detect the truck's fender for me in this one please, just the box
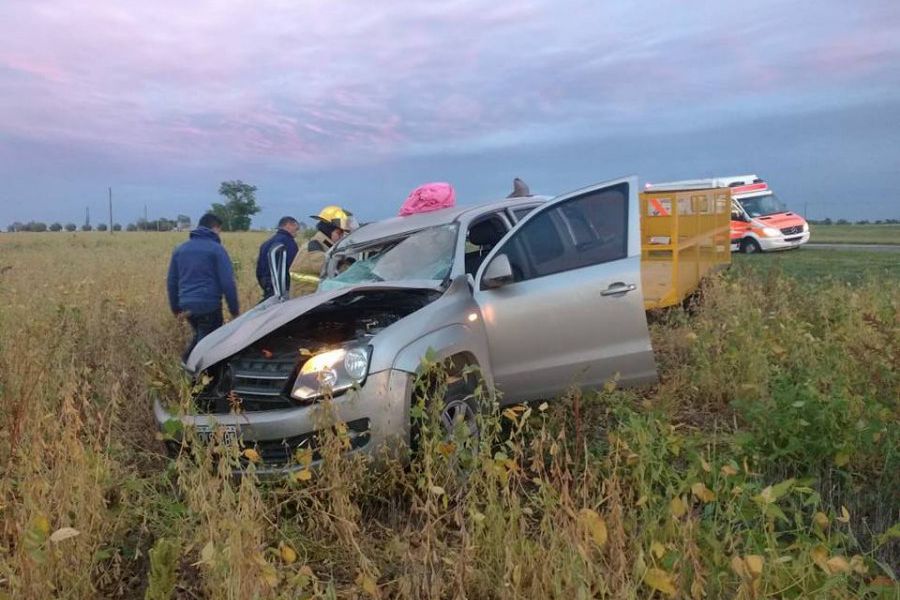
[391,323,494,390]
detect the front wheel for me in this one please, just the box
[740,238,762,254]
[410,370,480,452]
[438,381,480,444]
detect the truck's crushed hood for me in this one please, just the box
[185,280,442,374]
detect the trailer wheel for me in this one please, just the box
[740,238,762,254]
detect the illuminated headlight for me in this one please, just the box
[761,227,780,237]
[291,346,371,401]
[802,222,809,232]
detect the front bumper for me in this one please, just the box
[154,369,413,474]
[759,231,810,251]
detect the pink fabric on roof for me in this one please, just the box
[398,182,456,216]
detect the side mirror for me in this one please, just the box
[481,254,514,289]
[268,242,289,301]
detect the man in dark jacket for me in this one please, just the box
[167,213,240,362]
[256,216,300,300]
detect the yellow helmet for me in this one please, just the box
[312,205,357,231]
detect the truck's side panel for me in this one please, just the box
[639,188,731,309]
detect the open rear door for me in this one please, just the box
[473,176,657,403]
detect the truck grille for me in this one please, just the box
[197,352,299,413]
[231,356,295,396]
[228,354,297,411]
[780,225,803,235]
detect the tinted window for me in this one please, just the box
[492,182,628,284]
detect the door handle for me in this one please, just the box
[601,282,637,296]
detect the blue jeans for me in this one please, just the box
[183,309,223,363]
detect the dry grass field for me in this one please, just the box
[0,232,897,598]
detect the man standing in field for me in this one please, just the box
[256,216,300,300]
[166,213,240,363]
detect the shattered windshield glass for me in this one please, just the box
[319,224,458,291]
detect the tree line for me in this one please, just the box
[5,180,262,233]
[807,218,900,225]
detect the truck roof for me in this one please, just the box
[337,195,551,248]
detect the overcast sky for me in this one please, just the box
[1,0,898,227]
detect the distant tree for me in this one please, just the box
[822,218,833,225]
[97,223,108,232]
[855,220,869,225]
[126,223,138,232]
[8,222,24,232]
[176,214,191,231]
[65,223,77,232]
[81,224,93,232]
[212,180,261,231]
[875,220,884,225]
[836,219,849,225]
[26,221,48,232]
[49,222,63,232]
[113,223,122,231]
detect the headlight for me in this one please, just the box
[761,227,780,237]
[802,222,809,232]
[344,347,370,381]
[291,346,371,401]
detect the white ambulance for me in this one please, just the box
[646,175,810,253]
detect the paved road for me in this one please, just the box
[806,243,900,252]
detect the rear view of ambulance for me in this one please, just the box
[646,175,810,253]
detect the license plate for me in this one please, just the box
[194,423,240,445]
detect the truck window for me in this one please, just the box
[511,207,536,222]
[500,183,628,282]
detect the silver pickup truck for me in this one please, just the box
[155,176,657,472]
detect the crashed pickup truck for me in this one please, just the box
[156,176,660,472]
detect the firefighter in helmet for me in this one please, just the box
[292,205,356,281]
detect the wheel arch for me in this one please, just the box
[391,324,493,389]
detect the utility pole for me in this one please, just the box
[85,206,90,227]
[108,187,113,234]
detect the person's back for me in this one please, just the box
[167,213,239,362]
[256,216,300,300]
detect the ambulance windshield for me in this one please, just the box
[739,194,787,217]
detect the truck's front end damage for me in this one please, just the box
[155,286,443,473]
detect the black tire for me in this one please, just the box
[410,370,479,451]
[740,238,762,254]
[437,379,479,444]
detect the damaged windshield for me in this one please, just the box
[319,224,458,291]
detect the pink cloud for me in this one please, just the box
[0,0,898,172]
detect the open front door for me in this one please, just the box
[473,176,657,403]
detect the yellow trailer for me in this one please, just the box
[640,187,732,309]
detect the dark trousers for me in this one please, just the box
[183,308,224,363]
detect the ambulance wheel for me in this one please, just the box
[740,238,761,254]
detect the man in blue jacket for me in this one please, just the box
[256,216,300,300]
[167,213,240,362]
